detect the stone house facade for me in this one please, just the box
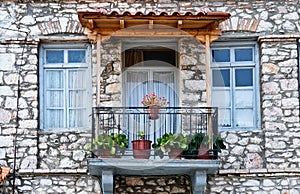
[0,0,299,194]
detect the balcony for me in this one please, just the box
[88,107,220,194]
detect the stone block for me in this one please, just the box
[0,54,16,71]
[242,180,260,186]
[0,109,12,124]
[0,148,6,158]
[126,177,144,186]
[20,156,37,169]
[262,63,280,74]
[0,135,13,147]
[185,80,206,91]
[231,145,245,155]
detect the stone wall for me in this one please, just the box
[260,38,300,169]
[38,131,91,169]
[115,175,191,194]
[100,39,122,107]
[207,169,300,194]
[0,0,299,194]
[18,171,100,194]
[179,38,206,107]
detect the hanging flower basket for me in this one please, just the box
[141,92,169,120]
[147,105,160,120]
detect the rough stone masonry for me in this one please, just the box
[0,0,299,193]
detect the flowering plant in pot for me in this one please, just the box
[132,131,152,159]
[87,133,128,158]
[141,92,169,119]
[153,133,188,159]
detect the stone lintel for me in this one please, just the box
[218,168,300,177]
[18,168,88,175]
[258,34,299,42]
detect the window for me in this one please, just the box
[211,42,260,130]
[39,43,91,130]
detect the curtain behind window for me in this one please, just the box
[125,49,144,67]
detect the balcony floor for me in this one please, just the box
[88,158,220,194]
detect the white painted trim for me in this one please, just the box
[210,41,261,131]
[39,43,92,131]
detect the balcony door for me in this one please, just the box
[123,46,178,145]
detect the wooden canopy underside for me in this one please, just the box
[77,10,231,42]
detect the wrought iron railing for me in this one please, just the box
[91,107,219,159]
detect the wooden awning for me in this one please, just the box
[77,9,230,42]
[78,9,230,108]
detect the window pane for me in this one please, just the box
[235,69,253,87]
[126,71,148,106]
[46,70,63,88]
[236,108,254,127]
[235,48,253,61]
[212,49,230,62]
[45,109,64,128]
[69,90,85,107]
[46,50,64,63]
[235,89,253,107]
[219,108,231,127]
[68,50,86,63]
[212,89,231,107]
[212,69,230,87]
[153,71,176,107]
[46,91,64,107]
[69,70,86,88]
[69,109,86,128]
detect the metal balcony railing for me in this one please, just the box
[91,106,219,159]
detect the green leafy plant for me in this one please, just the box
[182,132,210,159]
[137,131,146,140]
[213,135,226,153]
[87,133,128,156]
[153,133,188,158]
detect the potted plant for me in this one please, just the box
[153,133,188,159]
[141,92,169,120]
[212,135,226,159]
[183,132,210,159]
[88,133,128,158]
[132,131,152,159]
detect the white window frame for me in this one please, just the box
[211,41,260,131]
[39,43,92,131]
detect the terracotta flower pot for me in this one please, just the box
[198,147,211,159]
[168,149,182,159]
[147,105,160,120]
[98,148,115,158]
[132,140,152,159]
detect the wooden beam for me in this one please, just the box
[177,20,182,29]
[96,35,101,106]
[86,19,94,29]
[120,20,124,29]
[205,34,211,107]
[149,20,153,29]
